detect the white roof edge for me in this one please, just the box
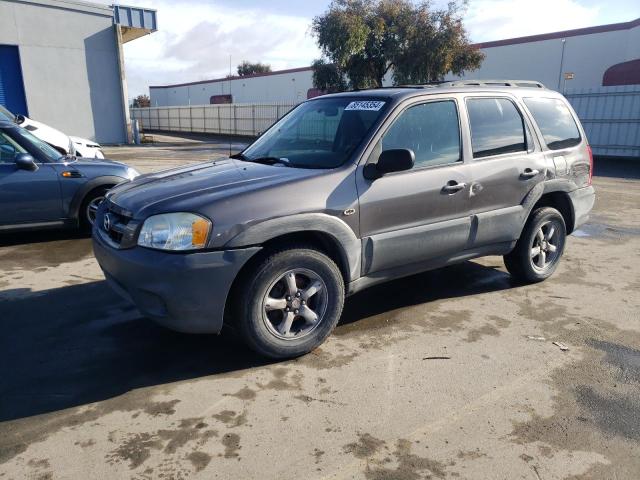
[6,0,113,17]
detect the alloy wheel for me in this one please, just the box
[262,268,328,340]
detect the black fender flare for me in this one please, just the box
[520,179,576,231]
[69,176,126,221]
[224,213,362,282]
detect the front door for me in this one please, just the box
[0,131,63,226]
[464,96,548,247]
[357,98,473,275]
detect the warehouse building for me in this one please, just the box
[0,0,156,144]
[150,17,640,107]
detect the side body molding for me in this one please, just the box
[224,213,362,281]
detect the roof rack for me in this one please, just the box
[437,79,546,88]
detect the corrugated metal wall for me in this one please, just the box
[565,85,640,157]
[132,89,640,158]
[131,102,297,137]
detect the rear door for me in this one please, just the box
[464,96,548,247]
[357,97,473,275]
[0,131,63,226]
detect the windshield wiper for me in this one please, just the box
[232,154,291,167]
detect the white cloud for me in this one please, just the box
[121,0,319,98]
[464,0,601,42]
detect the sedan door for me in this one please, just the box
[356,98,473,275]
[0,132,63,227]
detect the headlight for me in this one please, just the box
[138,213,211,251]
[126,167,140,181]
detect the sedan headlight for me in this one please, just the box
[138,213,211,251]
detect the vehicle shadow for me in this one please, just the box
[594,156,640,180]
[0,229,88,248]
[0,260,516,423]
[340,259,516,328]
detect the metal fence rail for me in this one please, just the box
[132,89,640,158]
[131,102,297,137]
[565,85,640,158]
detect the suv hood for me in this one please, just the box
[106,158,321,218]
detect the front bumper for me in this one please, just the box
[568,185,595,232]
[93,228,261,334]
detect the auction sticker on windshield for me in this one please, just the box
[344,100,386,111]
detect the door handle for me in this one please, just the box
[442,181,466,194]
[520,168,540,179]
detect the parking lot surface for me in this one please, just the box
[1,135,639,480]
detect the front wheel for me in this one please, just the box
[236,246,345,359]
[504,207,567,283]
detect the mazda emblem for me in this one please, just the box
[103,213,112,231]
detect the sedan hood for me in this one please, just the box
[106,158,321,218]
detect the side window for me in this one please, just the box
[467,98,527,158]
[0,132,25,164]
[381,100,461,168]
[523,97,581,150]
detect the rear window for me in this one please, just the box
[524,97,581,150]
[467,98,527,158]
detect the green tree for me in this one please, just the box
[311,59,348,93]
[132,94,150,108]
[311,0,484,91]
[237,61,272,76]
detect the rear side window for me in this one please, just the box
[467,98,526,158]
[381,100,461,168]
[524,97,581,150]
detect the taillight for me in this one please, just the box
[587,145,593,186]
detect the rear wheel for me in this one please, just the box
[79,187,108,232]
[504,207,566,283]
[235,246,344,359]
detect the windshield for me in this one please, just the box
[11,125,64,162]
[0,104,15,122]
[240,97,388,169]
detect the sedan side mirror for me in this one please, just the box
[364,148,415,179]
[15,153,39,172]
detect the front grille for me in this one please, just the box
[101,200,137,248]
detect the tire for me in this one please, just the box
[504,207,567,283]
[79,187,109,232]
[235,246,345,359]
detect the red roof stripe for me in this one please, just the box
[149,66,314,89]
[473,17,640,49]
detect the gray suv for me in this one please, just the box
[93,81,595,359]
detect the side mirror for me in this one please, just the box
[15,153,38,172]
[364,148,415,179]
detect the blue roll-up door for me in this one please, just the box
[0,45,28,116]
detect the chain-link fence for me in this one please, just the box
[132,90,640,158]
[131,102,298,137]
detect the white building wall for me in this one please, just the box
[151,69,316,107]
[0,0,127,143]
[456,25,640,91]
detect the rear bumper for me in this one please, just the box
[569,185,595,232]
[93,228,261,334]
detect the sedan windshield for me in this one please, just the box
[0,105,15,122]
[239,97,388,169]
[11,125,64,162]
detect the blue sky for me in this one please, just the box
[111,0,640,97]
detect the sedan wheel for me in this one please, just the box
[86,196,105,226]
